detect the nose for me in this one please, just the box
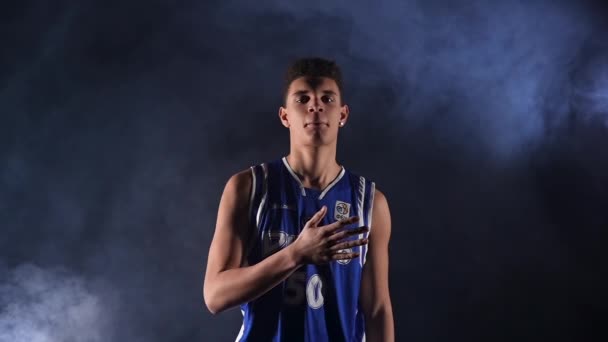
[308,98,324,113]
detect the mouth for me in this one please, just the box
[305,122,328,127]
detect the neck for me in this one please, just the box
[286,144,341,190]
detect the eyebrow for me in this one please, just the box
[291,90,337,96]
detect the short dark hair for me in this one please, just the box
[283,57,344,105]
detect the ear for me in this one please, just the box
[339,105,350,125]
[278,106,290,128]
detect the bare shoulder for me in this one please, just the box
[374,187,388,206]
[216,167,253,239]
[224,168,253,202]
[373,187,390,216]
[371,187,391,238]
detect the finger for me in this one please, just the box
[327,225,368,242]
[332,251,360,260]
[324,216,360,234]
[329,237,368,252]
[307,206,327,228]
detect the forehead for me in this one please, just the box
[287,76,340,94]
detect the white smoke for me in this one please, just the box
[215,0,594,160]
[572,54,608,127]
[0,264,109,342]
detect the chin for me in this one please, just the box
[300,136,335,147]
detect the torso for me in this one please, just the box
[236,157,376,342]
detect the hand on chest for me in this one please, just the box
[261,198,358,257]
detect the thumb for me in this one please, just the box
[307,206,327,228]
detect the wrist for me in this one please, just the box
[285,242,303,267]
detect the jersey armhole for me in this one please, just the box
[243,163,268,263]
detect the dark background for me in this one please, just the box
[1,0,607,341]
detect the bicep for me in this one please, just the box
[360,188,392,314]
[205,169,252,280]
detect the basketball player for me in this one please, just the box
[204,58,394,341]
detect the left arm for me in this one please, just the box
[359,188,394,342]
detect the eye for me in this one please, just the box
[321,95,334,103]
[295,95,310,103]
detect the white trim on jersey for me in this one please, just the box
[256,163,268,230]
[364,182,375,265]
[318,167,346,200]
[282,156,345,199]
[248,166,256,228]
[357,176,366,267]
[282,157,307,196]
[235,309,245,342]
[245,166,258,259]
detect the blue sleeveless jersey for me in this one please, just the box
[235,157,376,342]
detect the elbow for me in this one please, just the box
[204,281,230,315]
[204,297,219,315]
[206,303,221,316]
[203,281,221,315]
[363,298,393,321]
[203,287,223,315]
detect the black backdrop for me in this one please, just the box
[1,1,607,341]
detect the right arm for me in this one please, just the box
[203,169,302,314]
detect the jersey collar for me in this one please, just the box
[281,157,345,199]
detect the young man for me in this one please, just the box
[204,58,394,341]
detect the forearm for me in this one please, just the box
[365,304,394,342]
[205,245,300,314]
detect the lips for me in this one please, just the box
[305,122,328,127]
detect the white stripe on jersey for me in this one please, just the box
[249,166,256,225]
[245,166,258,259]
[282,157,306,196]
[318,167,346,200]
[364,182,375,265]
[357,176,366,267]
[235,309,245,342]
[256,163,268,230]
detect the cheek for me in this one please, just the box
[290,107,308,118]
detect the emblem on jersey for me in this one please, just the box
[262,230,296,257]
[334,201,351,221]
[336,248,353,265]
